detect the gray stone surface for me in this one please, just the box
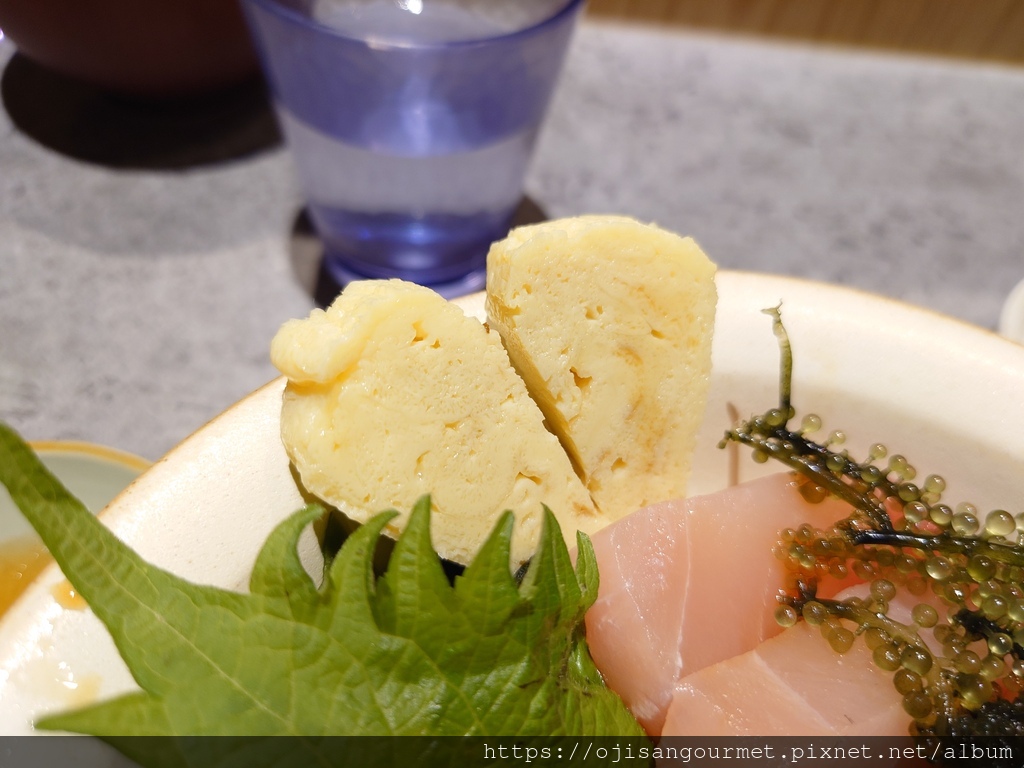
[3,19,1024,459]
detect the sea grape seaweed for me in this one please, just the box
[720,306,1024,762]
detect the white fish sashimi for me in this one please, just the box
[586,473,856,735]
[662,586,912,737]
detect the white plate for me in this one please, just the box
[2,270,1024,736]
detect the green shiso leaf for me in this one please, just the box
[0,422,643,754]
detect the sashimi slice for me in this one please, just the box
[585,473,856,735]
[662,622,907,736]
[662,589,912,736]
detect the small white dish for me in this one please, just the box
[0,442,149,619]
[2,271,1024,737]
[1,441,150,542]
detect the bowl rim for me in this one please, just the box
[26,440,152,475]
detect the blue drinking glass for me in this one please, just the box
[242,0,585,298]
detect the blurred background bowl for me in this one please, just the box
[0,0,259,98]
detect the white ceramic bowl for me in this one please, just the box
[999,275,1024,345]
[2,271,1024,737]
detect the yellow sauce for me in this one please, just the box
[53,662,102,707]
[52,578,88,611]
[0,536,52,617]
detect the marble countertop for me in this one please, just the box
[3,18,1024,461]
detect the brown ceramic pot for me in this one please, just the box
[0,0,259,97]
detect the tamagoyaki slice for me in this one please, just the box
[485,215,717,521]
[270,279,603,567]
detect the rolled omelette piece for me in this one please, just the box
[270,278,604,566]
[485,215,717,520]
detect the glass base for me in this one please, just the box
[323,255,487,300]
[298,197,546,305]
[309,203,505,297]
